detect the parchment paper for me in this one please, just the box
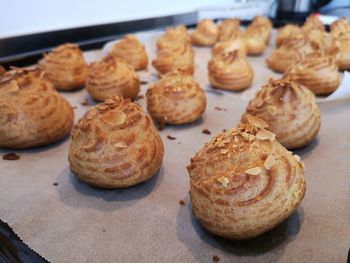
[0,29,349,263]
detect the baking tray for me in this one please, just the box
[0,29,349,263]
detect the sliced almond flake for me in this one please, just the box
[246,114,269,129]
[233,136,239,143]
[217,142,225,148]
[217,176,230,187]
[256,129,276,141]
[264,155,276,170]
[220,149,229,154]
[114,142,127,148]
[267,106,277,116]
[232,144,238,148]
[222,138,231,144]
[240,132,250,141]
[245,167,262,176]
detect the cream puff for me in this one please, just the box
[330,17,350,38]
[251,16,272,43]
[156,25,191,51]
[86,55,140,101]
[211,34,246,58]
[275,24,303,47]
[0,67,73,149]
[285,52,340,95]
[38,43,87,91]
[218,19,240,41]
[329,32,350,70]
[146,71,206,124]
[242,78,320,149]
[244,25,267,55]
[266,36,314,73]
[69,96,164,188]
[302,14,324,32]
[191,19,219,46]
[187,117,305,240]
[109,34,148,70]
[208,51,253,91]
[152,44,195,75]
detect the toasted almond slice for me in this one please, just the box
[114,142,127,148]
[101,110,127,125]
[245,167,262,175]
[267,106,277,116]
[220,149,229,154]
[246,114,269,129]
[264,155,276,170]
[217,142,225,147]
[217,176,230,187]
[256,129,275,141]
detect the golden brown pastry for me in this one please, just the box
[275,24,303,47]
[38,43,87,91]
[156,25,191,51]
[0,68,73,149]
[306,30,334,53]
[187,117,306,240]
[208,51,253,91]
[146,71,206,124]
[329,32,350,70]
[251,16,273,30]
[242,78,320,149]
[302,14,324,32]
[191,19,219,46]
[86,55,140,101]
[109,34,148,70]
[211,34,246,58]
[152,44,195,75]
[285,52,340,95]
[266,36,314,73]
[218,19,240,41]
[251,16,272,43]
[330,17,350,38]
[244,25,267,55]
[69,96,164,188]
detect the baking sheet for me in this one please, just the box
[0,29,350,263]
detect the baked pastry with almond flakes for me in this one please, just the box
[242,78,320,149]
[243,25,267,55]
[69,96,164,188]
[152,44,195,75]
[191,19,219,46]
[212,34,246,58]
[302,14,324,33]
[109,34,148,70]
[146,71,206,124]
[266,36,314,73]
[285,52,340,95]
[250,16,272,44]
[218,19,240,41]
[38,43,87,91]
[187,116,306,240]
[86,55,140,101]
[0,68,73,149]
[329,32,350,70]
[275,24,303,47]
[156,25,191,51]
[208,51,253,91]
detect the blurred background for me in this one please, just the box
[1,0,349,38]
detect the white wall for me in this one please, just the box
[0,0,235,38]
